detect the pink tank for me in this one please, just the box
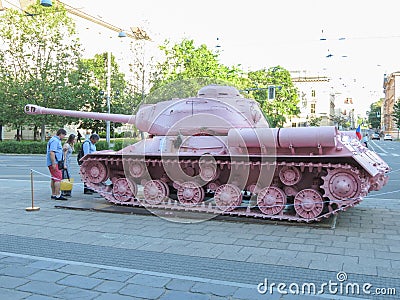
[24,85,390,222]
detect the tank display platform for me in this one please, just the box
[54,197,337,229]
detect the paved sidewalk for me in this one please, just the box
[0,157,399,299]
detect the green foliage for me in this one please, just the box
[308,116,323,127]
[151,39,247,100]
[0,140,47,154]
[393,100,400,130]
[112,138,138,151]
[246,66,300,127]
[0,2,92,140]
[367,100,382,129]
[330,114,351,129]
[78,53,137,133]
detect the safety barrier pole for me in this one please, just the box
[26,169,40,211]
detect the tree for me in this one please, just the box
[0,2,89,141]
[393,99,400,131]
[150,39,247,102]
[308,116,323,127]
[330,114,350,129]
[77,52,136,135]
[246,66,300,127]
[367,100,382,130]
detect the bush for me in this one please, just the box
[0,138,140,154]
[0,140,47,154]
[112,138,138,151]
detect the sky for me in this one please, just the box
[5,0,400,116]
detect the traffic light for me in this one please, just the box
[268,86,275,100]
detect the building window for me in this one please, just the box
[292,122,297,127]
[311,90,316,97]
[311,103,316,114]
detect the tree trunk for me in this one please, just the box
[41,122,46,142]
[0,124,2,141]
[33,125,38,141]
[16,128,21,141]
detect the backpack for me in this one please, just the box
[77,141,89,165]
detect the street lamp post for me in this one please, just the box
[106,51,111,148]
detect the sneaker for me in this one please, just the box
[51,195,57,199]
[84,190,93,195]
[55,195,68,201]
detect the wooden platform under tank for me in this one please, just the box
[54,198,337,229]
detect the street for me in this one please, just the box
[0,139,399,299]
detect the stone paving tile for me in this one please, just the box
[57,274,103,289]
[27,269,69,283]
[127,273,171,288]
[276,258,310,269]
[91,269,136,282]
[0,287,31,300]
[0,275,29,289]
[1,265,40,277]
[315,245,345,255]
[55,286,101,299]
[159,290,210,300]
[327,254,358,264]
[57,264,101,276]
[246,254,280,265]
[190,281,238,297]
[341,263,377,276]
[216,250,251,261]
[231,238,262,247]
[308,260,343,272]
[0,256,37,265]
[119,283,165,299]
[238,246,270,256]
[165,278,196,292]
[94,293,136,300]
[287,243,315,252]
[16,280,66,296]
[93,280,127,293]
[233,286,281,300]
[377,266,400,279]
[359,257,392,268]
[27,260,67,270]
[25,295,60,300]
[295,251,327,261]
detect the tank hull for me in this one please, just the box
[79,128,389,222]
[24,85,390,222]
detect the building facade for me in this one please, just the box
[382,71,400,133]
[289,74,335,127]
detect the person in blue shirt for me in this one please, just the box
[46,128,67,200]
[82,133,100,194]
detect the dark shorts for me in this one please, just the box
[48,166,62,182]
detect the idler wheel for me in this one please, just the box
[294,189,324,219]
[214,184,242,212]
[143,180,169,205]
[177,181,205,206]
[279,166,301,186]
[321,167,363,201]
[112,178,136,202]
[82,161,108,184]
[257,187,287,215]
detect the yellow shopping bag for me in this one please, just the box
[60,178,74,191]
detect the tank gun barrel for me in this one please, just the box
[24,104,135,124]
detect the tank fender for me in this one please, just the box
[277,126,337,148]
[227,126,338,149]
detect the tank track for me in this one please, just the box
[81,157,370,223]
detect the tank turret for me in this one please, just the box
[24,85,390,222]
[25,85,268,136]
